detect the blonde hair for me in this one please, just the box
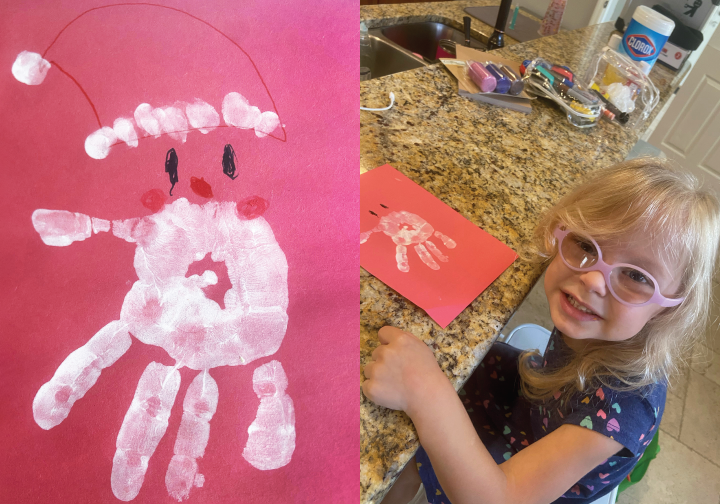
[519,157,720,402]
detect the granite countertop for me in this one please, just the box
[360,4,684,504]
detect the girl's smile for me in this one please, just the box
[544,231,684,343]
[559,290,602,321]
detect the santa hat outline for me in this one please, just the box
[11,2,287,159]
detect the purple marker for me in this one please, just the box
[499,65,524,95]
[484,63,511,94]
[467,61,496,93]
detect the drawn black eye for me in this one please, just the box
[165,148,179,195]
[222,144,237,180]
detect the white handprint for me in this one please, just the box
[31,197,295,502]
[360,210,456,272]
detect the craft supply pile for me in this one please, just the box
[444,43,659,129]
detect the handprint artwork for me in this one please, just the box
[9,5,297,501]
[31,197,294,501]
[360,211,456,272]
[360,165,518,328]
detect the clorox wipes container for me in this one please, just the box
[618,6,674,74]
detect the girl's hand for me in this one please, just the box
[362,326,448,415]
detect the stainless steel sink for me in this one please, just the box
[361,21,487,81]
[365,35,426,80]
[380,22,486,63]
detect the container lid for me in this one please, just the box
[632,5,675,36]
[360,21,368,34]
[608,33,622,50]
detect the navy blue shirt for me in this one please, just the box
[416,329,666,504]
[531,330,665,502]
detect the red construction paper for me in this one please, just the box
[0,1,359,503]
[360,165,518,328]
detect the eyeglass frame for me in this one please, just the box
[553,226,684,308]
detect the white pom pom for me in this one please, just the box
[12,51,51,85]
[154,106,188,142]
[222,92,261,129]
[186,99,220,134]
[223,92,280,137]
[113,118,138,148]
[85,127,117,159]
[254,111,280,138]
[134,103,162,137]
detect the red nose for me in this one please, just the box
[190,176,214,198]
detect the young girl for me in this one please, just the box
[362,158,720,504]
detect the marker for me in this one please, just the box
[510,6,519,30]
[484,63,511,94]
[499,65,524,95]
[535,65,555,85]
[467,61,496,92]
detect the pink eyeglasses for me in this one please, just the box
[554,226,684,307]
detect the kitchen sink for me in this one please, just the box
[365,35,426,80]
[361,21,488,81]
[380,22,486,63]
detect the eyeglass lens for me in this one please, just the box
[561,233,656,305]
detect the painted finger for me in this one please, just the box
[434,230,456,249]
[242,361,295,470]
[112,362,181,501]
[424,240,449,262]
[414,243,440,270]
[33,320,131,430]
[166,370,218,502]
[395,244,409,272]
[227,244,288,310]
[32,209,92,246]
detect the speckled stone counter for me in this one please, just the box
[360,4,684,504]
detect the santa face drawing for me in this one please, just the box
[11,4,296,502]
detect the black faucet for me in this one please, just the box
[464,16,472,47]
[487,0,513,50]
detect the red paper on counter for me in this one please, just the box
[361,165,518,328]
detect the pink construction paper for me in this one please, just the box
[361,165,518,328]
[0,1,358,503]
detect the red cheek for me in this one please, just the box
[237,195,269,219]
[140,188,167,213]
